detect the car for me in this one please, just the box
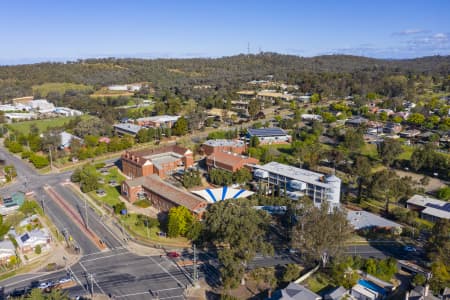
[58,276,72,284]
[167,251,180,258]
[404,246,417,252]
[38,282,50,289]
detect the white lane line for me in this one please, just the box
[78,261,107,296]
[147,256,186,289]
[114,291,149,298]
[3,273,48,287]
[81,251,129,263]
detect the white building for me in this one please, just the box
[59,131,83,149]
[54,107,83,117]
[246,127,291,144]
[0,240,16,264]
[16,228,51,253]
[108,84,141,91]
[252,162,341,210]
[407,194,450,222]
[5,112,37,120]
[29,99,55,113]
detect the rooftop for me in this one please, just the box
[126,175,205,212]
[247,127,288,137]
[407,194,450,219]
[113,123,142,134]
[280,282,321,300]
[207,151,259,168]
[253,162,340,188]
[136,115,180,123]
[192,187,254,203]
[203,139,245,147]
[347,210,402,230]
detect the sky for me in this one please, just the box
[0,0,449,64]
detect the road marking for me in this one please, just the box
[114,291,150,298]
[2,273,48,287]
[78,261,107,295]
[146,255,186,289]
[81,251,129,263]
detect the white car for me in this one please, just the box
[58,277,72,284]
[404,246,417,252]
[38,282,50,289]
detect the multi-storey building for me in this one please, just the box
[201,139,246,156]
[252,162,341,210]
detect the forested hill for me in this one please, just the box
[0,53,449,100]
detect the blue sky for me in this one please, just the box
[0,0,449,64]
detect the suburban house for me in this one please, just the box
[121,145,194,179]
[383,123,402,134]
[113,123,143,137]
[324,287,351,300]
[0,192,25,215]
[59,131,83,150]
[271,282,321,300]
[108,84,141,91]
[246,127,291,145]
[256,90,295,103]
[206,151,259,172]
[121,174,206,216]
[405,285,439,300]
[28,99,55,114]
[347,210,402,232]
[201,139,247,156]
[16,229,51,253]
[345,117,368,127]
[236,90,256,101]
[406,194,450,222]
[135,115,180,128]
[0,240,16,264]
[252,162,341,210]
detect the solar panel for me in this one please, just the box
[20,233,30,243]
[425,203,450,212]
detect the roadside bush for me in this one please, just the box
[34,245,42,254]
[7,141,23,153]
[21,151,33,159]
[29,154,50,169]
[113,202,126,214]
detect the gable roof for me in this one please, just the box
[281,283,321,300]
[207,151,259,169]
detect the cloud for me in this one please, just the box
[392,29,428,36]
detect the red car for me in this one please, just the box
[167,251,180,258]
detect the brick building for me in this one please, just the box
[121,174,206,216]
[121,144,194,179]
[206,151,259,172]
[201,139,246,156]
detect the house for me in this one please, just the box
[54,107,83,117]
[108,84,141,91]
[345,117,368,127]
[121,174,207,216]
[113,123,143,137]
[0,240,16,264]
[136,115,180,128]
[406,194,450,222]
[405,285,439,300]
[325,286,350,300]
[201,139,246,156]
[256,90,295,103]
[347,210,402,232]
[399,130,421,139]
[12,96,34,106]
[271,282,322,300]
[16,229,51,253]
[121,144,194,179]
[247,127,291,145]
[252,162,341,210]
[0,192,25,215]
[301,114,323,122]
[236,90,256,101]
[28,99,55,114]
[59,131,83,150]
[206,151,259,172]
[383,123,402,134]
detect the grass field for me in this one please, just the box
[8,116,88,134]
[88,167,125,207]
[397,145,415,160]
[361,143,378,159]
[32,82,93,97]
[305,272,332,293]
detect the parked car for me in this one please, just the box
[167,251,180,258]
[404,246,417,252]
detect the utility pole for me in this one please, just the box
[88,273,94,296]
[85,198,88,229]
[193,244,198,285]
[48,145,53,170]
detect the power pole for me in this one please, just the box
[193,244,198,285]
[48,146,53,170]
[89,273,94,296]
[85,198,88,229]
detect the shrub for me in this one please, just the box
[34,244,42,254]
[29,154,50,169]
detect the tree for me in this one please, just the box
[7,141,23,153]
[29,154,50,169]
[35,244,42,254]
[292,202,352,267]
[412,274,426,286]
[248,98,260,120]
[282,263,302,282]
[408,113,426,127]
[426,219,450,265]
[172,116,188,136]
[78,164,99,193]
[310,93,320,103]
[343,128,364,153]
[167,206,194,238]
[4,165,17,181]
[437,186,450,200]
[377,138,403,167]
[352,156,371,201]
[249,136,260,148]
[233,168,252,184]
[204,200,273,287]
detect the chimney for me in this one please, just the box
[424,284,429,297]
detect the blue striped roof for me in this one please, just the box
[247,127,287,137]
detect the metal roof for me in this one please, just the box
[253,162,339,188]
[192,187,254,203]
[203,139,245,147]
[113,123,142,134]
[247,127,288,137]
[407,194,450,219]
[347,210,402,230]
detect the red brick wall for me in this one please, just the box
[202,144,246,156]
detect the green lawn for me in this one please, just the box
[134,199,152,208]
[32,82,93,97]
[8,116,88,135]
[361,143,378,159]
[88,167,126,207]
[120,213,190,247]
[397,145,414,161]
[305,272,332,293]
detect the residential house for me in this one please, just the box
[136,115,180,128]
[29,99,55,114]
[246,127,291,145]
[121,174,206,216]
[113,123,142,137]
[0,240,16,264]
[256,90,295,103]
[206,151,259,172]
[252,162,341,210]
[59,131,83,150]
[383,123,402,134]
[0,192,25,215]
[405,285,439,300]
[406,194,450,222]
[271,282,322,300]
[121,144,193,179]
[325,286,351,300]
[346,117,369,127]
[16,229,51,253]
